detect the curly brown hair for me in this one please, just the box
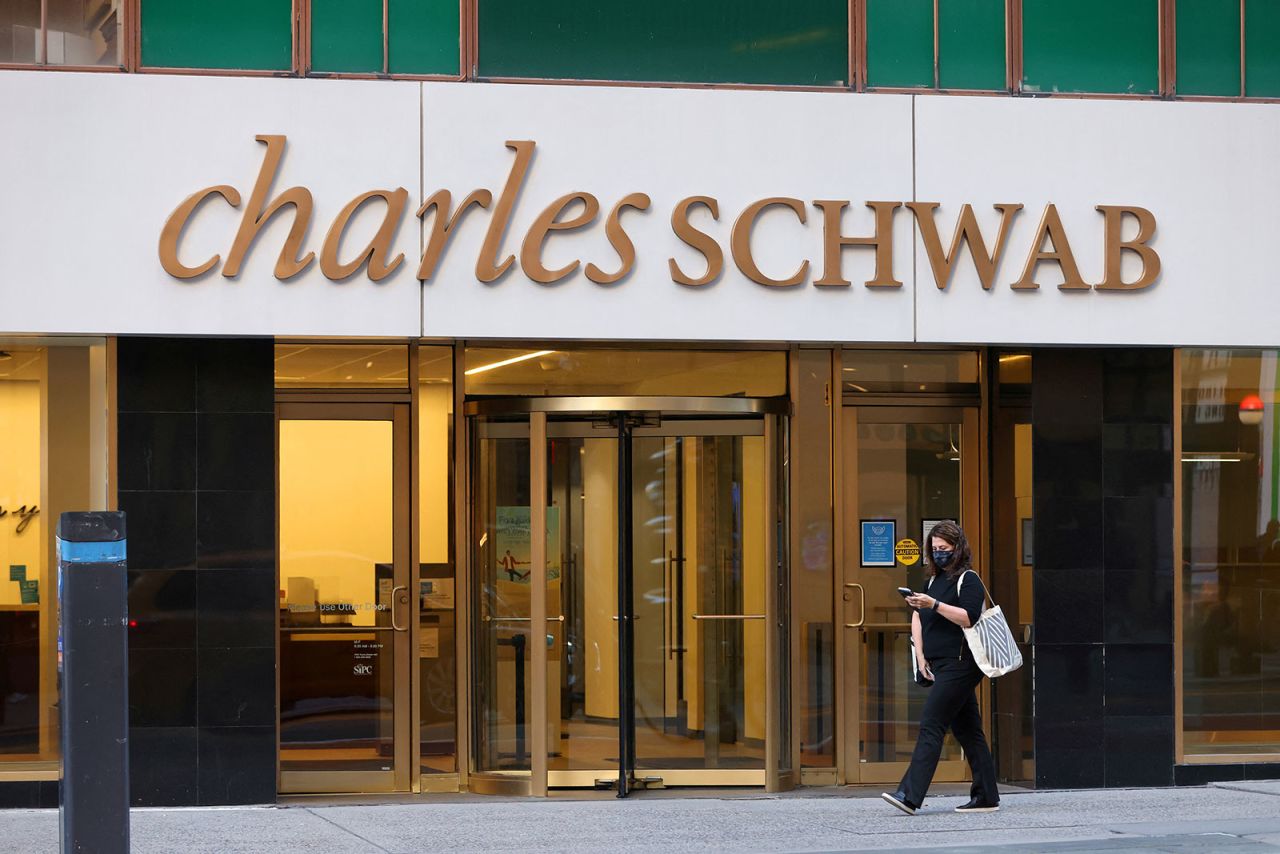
[924,519,972,579]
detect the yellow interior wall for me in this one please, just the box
[280,420,393,626]
[0,381,42,606]
[583,439,620,720]
[1015,423,1034,618]
[418,383,451,565]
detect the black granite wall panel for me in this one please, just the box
[1033,349,1175,789]
[118,338,275,807]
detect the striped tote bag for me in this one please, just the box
[957,570,1023,678]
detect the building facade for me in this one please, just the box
[1,0,1279,807]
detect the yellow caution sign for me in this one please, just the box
[895,538,921,566]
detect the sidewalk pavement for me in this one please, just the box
[3,780,1280,853]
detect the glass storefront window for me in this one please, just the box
[1181,349,1280,758]
[471,414,532,775]
[0,340,109,769]
[464,348,786,398]
[991,351,1034,784]
[841,349,980,395]
[275,344,409,389]
[1,0,121,65]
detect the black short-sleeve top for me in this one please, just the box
[920,569,987,661]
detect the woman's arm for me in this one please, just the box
[904,590,972,628]
[932,599,972,628]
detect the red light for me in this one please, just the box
[128,620,137,628]
[1240,394,1265,412]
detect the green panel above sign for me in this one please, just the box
[142,0,293,71]
[939,0,1006,91]
[478,0,849,86]
[1176,0,1241,96]
[1022,0,1158,94]
[311,0,383,73]
[1246,0,1280,97]
[390,0,461,75]
[867,0,933,88]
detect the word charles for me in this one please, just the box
[160,135,1160,293]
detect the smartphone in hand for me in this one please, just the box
[897,587,914,598]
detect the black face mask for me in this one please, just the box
[932,550,954,568]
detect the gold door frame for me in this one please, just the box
[463,396,789,795]
[276,401,414,794]
[837,403,983,786]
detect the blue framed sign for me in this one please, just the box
[861,520,896,567]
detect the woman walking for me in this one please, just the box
[881,520,1000,815]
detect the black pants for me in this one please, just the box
[897,657,999,808]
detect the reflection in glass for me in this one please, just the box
[545,434,618,774]
[543,423,767,777]
[472,417,532,773]
[279,419,396,772]
[1181,349,1280,757]
[855,421,963,764]
[44,0,121,65]
[991,353,1034,783]
[0,0,42,63]
[464,348,786,397]
[632,433,766,773]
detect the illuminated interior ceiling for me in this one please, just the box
[462,348,784,396]
[0,346,44,381]
[274,344,410,386]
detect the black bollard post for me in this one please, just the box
[57,511,129,854]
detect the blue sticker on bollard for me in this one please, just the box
[56,538,127,564]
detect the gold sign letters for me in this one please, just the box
[159,136,1161,293]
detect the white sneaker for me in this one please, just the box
[881,791,917,815]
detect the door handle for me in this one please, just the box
[843,582,866,628]
[391,585,408,632]
[482,615,565,623]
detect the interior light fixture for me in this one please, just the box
[935,425,962,461]
[1181,451,1254,463]
[465,350,557,376]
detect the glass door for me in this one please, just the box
[277,403,412,793]
[470,413,540,792]
[467,399,790,796]
[545,417,780,792]
[840,405,980,784]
